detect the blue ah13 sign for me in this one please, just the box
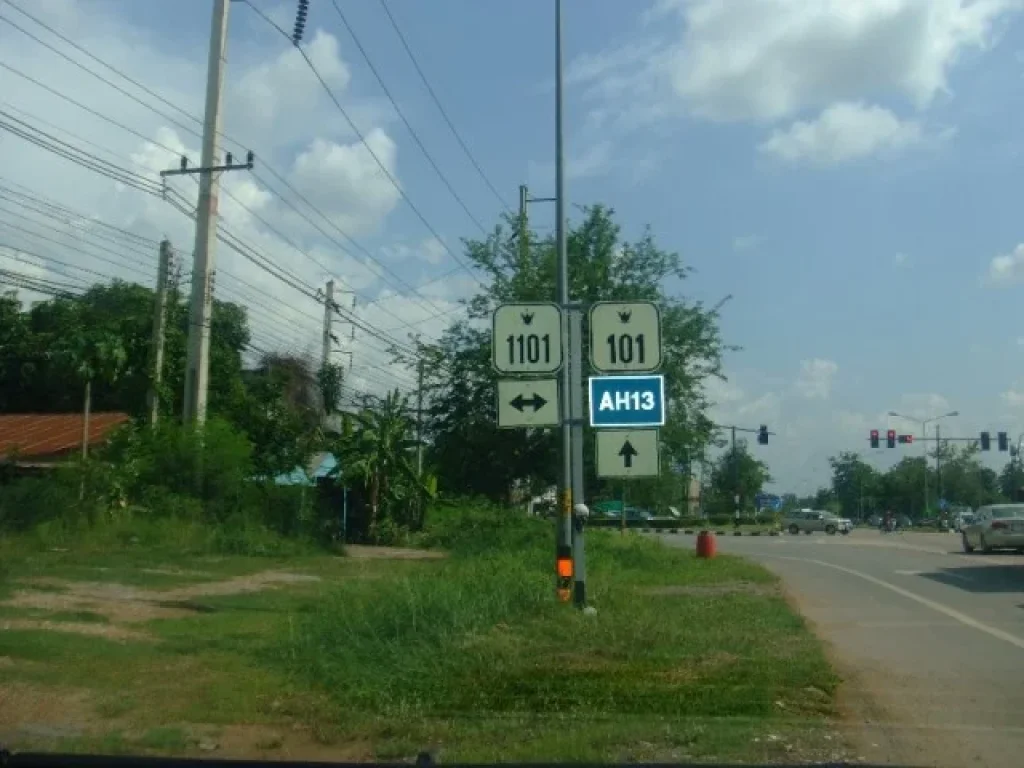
[588,375,666,428]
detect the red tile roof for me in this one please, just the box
[0,413,131,461]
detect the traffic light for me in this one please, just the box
[886,429,896,449]
[980,431,991,451]
[898,434,914,444]
[998,431,1009,452]
[758,425,769,445]
[870,429,879,449]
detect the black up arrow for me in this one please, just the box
[619,439,638,468]
[511,393,547,412]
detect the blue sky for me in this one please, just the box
[2,0,1024,492]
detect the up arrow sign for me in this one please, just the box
[618,439,638,468]
[596,429,660,478]
[511,392,547,412]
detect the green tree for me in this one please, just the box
[935,443,1002,509]
[998,454,1024,503]
[232,352,321,477]
[704,439,772,516]
[828,452,882,520]
[335,389,429,540]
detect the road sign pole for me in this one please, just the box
[554,0,573,603]
[569,308,587,607]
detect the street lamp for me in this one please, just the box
[888,409,959,517]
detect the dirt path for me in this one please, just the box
[2,570,321,639]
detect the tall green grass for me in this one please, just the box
[278,504,836,722]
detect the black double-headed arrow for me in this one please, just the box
[510,392,548,412]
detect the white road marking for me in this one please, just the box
[770,555,1024,651]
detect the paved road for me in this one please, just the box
[665,529,1024,768]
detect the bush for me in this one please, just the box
[0,469,102,533]
[104,418,254,517]
[417,498,548,558]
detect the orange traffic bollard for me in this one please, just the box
[696,530,717,559]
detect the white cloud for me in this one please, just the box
[566,0,1019,162]
[380,236,449,267]
[288,131,402,238]
[759,102,925,165]
[988,243,1024,283]
[653,0,1020,122]
[795,358,839,400]
[889,392,955,421]
[1002,389,1024,408]
[732,234,762,252]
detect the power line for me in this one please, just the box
[0,48,456,369]
[0,59,193,163]
[330,0,489,236]
[0,5,205,147]
[0,241,137,286]
[376,0,512,213]
[0,7,473,324]
[1,55,465,333]
[240,0,488,293]
[0,199,156,272]
[0,178,160,249]
[0,220,154,287]
[0,112,160,194]
[251,164,453,318]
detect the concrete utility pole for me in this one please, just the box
[183,0,229,425]
[148,240,173,426]
[554,0,575,604]
[321,279,335,368]
[518,185,530,263]
[416,357,425,479]
[161,0,253,425]
[731,426,739,522]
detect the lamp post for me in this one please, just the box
[888,410,959,517]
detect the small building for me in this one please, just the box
[271,452,339,486]
[0,412,131,476]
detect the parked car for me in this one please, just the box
[961,504,1024,553]
[782,509,852,535]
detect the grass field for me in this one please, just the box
[0,508,849,763]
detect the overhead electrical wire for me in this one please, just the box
[0,60,461,336]
[0,178,161,249]
[0,205,156,280]
[0,10,460,378]
[240,0,489,293]
[0,2,473,326]
[376,0,511,214]
[330,0,489,236]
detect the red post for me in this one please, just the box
[696,530,717,559]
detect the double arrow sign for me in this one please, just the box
[496,379,558,429]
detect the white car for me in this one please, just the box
[782,509,852,535]
[961,504,1024,553]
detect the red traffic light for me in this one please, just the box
[886,429,896,448]
[898,434,914,444]
[869,429,879,448]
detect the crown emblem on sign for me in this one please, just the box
[618,310,632,323]
[521,311,534,325]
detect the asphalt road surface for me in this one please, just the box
[665,529,1024,768]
